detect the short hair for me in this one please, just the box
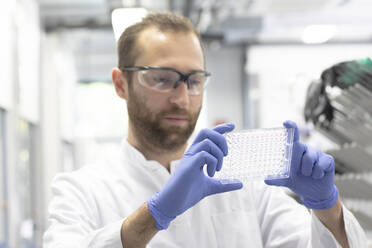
[117,12,204,70]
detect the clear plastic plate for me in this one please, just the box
[214,127,295,183]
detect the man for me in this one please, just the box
[43,12,367,247]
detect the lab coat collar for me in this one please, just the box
[121,138,181,174]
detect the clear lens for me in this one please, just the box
[137,68,208,95]
[138,69,179,90]
[187,72,207,95]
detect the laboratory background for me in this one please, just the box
[1,0,372,247]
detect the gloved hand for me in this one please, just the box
[148,123,243,230]
[265,120,338,210]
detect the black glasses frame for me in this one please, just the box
[120,66,211,89]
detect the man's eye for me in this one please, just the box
[156,77,171,83]
[189,79,201,86]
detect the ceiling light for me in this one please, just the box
[111,8,148,42]
[301,25,336,44]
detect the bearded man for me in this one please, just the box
[43,12,367,248]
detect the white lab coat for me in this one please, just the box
[43,140,367,247]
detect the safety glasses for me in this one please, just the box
[121,66,211,96]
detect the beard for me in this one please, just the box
[126,88,201,152]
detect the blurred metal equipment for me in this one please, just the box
[304,58,372,234]
[304,58,372,164]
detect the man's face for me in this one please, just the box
[126,28,205,151]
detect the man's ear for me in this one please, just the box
[112,68,129,100]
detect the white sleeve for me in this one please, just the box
[43,174,124,248]
[311,206,368,248]
[252,182,368,248]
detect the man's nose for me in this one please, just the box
[169,81,189,109]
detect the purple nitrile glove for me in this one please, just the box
[265,120,338,210]
[148,123,243,230]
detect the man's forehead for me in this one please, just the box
[140,27,169,41]
[136,27,199,51]
[134,27,204,68]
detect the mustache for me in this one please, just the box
[159,107,193,119]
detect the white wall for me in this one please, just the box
[0,0,15,110]
[38,33,66,245]
[17,0,41,124]
[205,45,245,130]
